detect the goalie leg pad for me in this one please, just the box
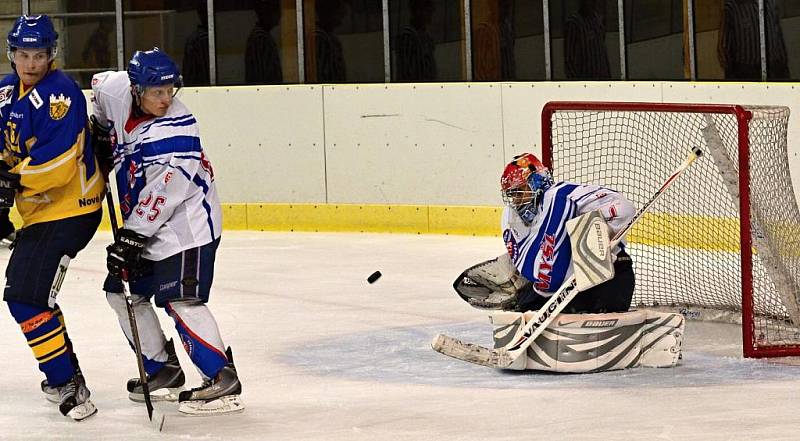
[488,312,529,370]
[638,310,684,368]
[489,310,685,372]
[522,310,646,372]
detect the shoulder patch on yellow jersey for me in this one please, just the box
[0,85,13,105]
[49,93,72,120]
[29,88,43,109]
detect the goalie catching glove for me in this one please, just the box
[107,228,149,280]
[453,253,530,310]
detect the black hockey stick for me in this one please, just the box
[104,182,166,431]
[432,147,703,368]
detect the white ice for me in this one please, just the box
[1,231,799,441]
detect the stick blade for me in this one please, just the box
[431,333,511,368]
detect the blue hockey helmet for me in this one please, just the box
[501,153,554,224]
[6,15,58,60]
[127,47,182,94]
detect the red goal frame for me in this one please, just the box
[541,101,800,358]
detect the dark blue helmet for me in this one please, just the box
[127,47,182,92]
[7,15,58,50]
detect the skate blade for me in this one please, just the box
[129,387,183,403]
[178,395,244,416]
[43,391,60,404]
[66,400,98,421]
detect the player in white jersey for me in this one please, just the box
[90,48,243,415]
[500,153,636,313]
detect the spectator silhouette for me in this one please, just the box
[81,20,113,85]
[182,1,210,86]
[499,0,516,80]
[473,0,516,81]
[313,0,347,82]
[246,0,283,84]
[396,0,437,82]
[718,0,789,80]
[564,0,610,80]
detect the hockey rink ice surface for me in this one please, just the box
[1,231,799,441]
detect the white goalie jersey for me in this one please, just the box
[502,182,635,297]
[91,71,222,260]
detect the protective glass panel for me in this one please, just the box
[470,0,544,81]
[549,0,620,80]
[624,0,685,80]
[29,0,117,87]
[303,0,383,83]
[123,0,209,86]
[389,0,466,82]
[0,2,22,77]
[215,0,299,85]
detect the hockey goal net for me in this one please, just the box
[541,101,800,358]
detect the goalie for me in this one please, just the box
[455,152,636,313]
[452,153,684,372]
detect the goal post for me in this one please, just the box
[541,101,800,358]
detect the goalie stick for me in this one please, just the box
[105,183,166,431]
[432,146,704,369]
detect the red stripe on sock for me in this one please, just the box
[165,303,227,361]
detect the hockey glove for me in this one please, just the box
[90,115,114,175]
[0,164,20,209]
[107,228,149,281]
[513,285,548,312]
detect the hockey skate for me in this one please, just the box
[178,348,244,416]
[127,339,186,402]
[0,229,16,249]
[41,352,82,403]
[57,373,97,421]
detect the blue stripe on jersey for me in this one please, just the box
[572,185,617,206]
[155,119,197,129]
[573,188,599,204]
[140,160,194,183]
[521,183,579,287]
[173,154,202,161]
[140,115,194,134]
[139,135,201,157]
[192,174,215,237]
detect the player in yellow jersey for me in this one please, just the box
[0,15,105,421]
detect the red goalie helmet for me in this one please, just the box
[500,153,548,192]
[500,153,553,223]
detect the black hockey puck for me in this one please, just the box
[367,271,382,284]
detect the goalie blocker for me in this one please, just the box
[490,309,684,371]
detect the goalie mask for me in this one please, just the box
[501,153,553,224]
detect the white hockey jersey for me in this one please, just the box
[91,71,222,261]
[502,182,635,297]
